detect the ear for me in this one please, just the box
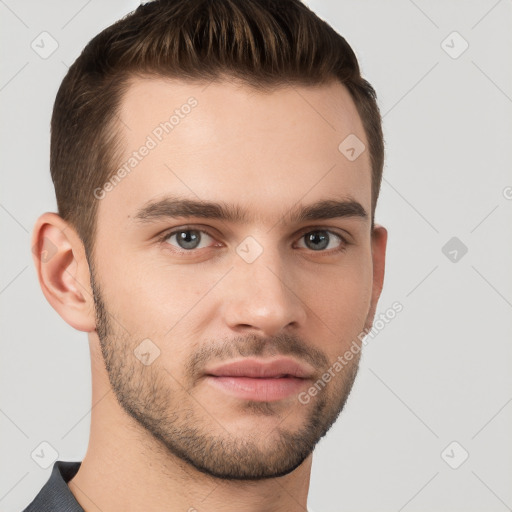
[31,212,96,332]
[364,224,388,330]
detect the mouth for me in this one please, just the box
[203,357,314,402]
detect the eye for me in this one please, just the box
[162,228,215,251]
[158,226,349,255]
[296,230,346,252]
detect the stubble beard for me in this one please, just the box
[89,267,361,480]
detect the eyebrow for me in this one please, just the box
[134,195,368,225]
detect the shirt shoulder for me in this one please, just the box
[22,460,83,512]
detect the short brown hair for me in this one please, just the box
[51,0,384,257]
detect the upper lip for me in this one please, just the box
[204,357,315,379]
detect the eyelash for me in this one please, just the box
[156,225,351,255]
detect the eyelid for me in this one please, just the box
[294,226,351,243]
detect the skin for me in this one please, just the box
[32,77,387,512]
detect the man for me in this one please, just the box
[26,0,387,510]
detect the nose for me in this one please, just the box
[220,244,308,337]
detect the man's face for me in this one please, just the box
[89,77,381,480]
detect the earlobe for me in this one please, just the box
[31,212,96,332]
[364,224,388,330]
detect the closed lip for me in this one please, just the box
[204,357,315,379]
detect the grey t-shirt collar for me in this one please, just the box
[23,460,83,511]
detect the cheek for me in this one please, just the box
[302,251,373,338]
[97,237,373,342]
[102,252,223,334]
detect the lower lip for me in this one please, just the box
[205,376,308,402]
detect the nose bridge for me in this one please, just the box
[222,236,306,334]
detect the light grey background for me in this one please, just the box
[1,1,511,511]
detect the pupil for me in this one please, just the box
[306,231,328,250]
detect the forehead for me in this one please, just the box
[97,76,371,229]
